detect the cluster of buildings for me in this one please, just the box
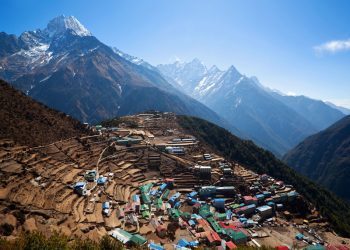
[73,169,110,196]
[106,166,307,250]
[78,113,338,250]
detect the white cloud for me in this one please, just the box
[314,38,350,54]
[327,98,350,109]
[286,91,297,96]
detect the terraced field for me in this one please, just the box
[0,124,215,241]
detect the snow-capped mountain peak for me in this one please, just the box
[45,15,91,37]
[226,65,240,75]
[208,65,221,74]
[190,57,205,66]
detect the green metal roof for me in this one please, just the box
[226,229,247,242]
[230,203,242,209]
[117,228,132,239]
[130,234,147,245]
[180,212,191,221]
[169,208,181,220]
[155,198,163,208]
[140,204,149,211]
[162,189,170,200]
[142,210,150,218]
[140,183,153,194]
[215,213,227,221]
[304,245,326,250]
[199,204,212,218]
[141,193,151,204]
[207,217,223,234]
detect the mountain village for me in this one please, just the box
[0,112,348,250]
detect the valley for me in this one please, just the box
[284,115,350,201]
[0,112,349,249]
[1,9,350,250]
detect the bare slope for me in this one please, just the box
[0,79,87,146]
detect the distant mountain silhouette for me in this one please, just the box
[284,115,350,201]
[158,60,345,155]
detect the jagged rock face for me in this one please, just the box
[0,16,227,127]
[158,60,345,156]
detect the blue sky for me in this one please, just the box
[1,0,350,107]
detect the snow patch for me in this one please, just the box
[39,75,52,83]
[55,53,69,65]
[11,43,52,69]
[89,46,99,53]
[234,97,242,108]
[45,15,91,37]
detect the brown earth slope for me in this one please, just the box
[0,79,88,147]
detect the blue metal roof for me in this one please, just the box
[74,182,86,188]
[159,183,167,191]
[177,239,189,247]
[188,241,199,247]
[102,202,110,209]
[97,176,107,184]
[246,204,256,209]
[257,205,272,212]
[188,220,196,226]
[149,243,164,250]
[133,195,140,202]
[187,191,198,197]
[239,217,247,222]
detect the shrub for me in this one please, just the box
[0,223,14,236]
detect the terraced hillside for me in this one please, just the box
[0,112,349,250]
[0,125,221,242]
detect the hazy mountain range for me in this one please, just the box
[0,15,231,133]
[157,59,346,155]
[0,15,348,156]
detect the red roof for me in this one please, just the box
[327,245,350,250]
[226,241,237,249]
[211,232,221,242]
[193,203,201,208]
[243,195,258,201]
[219,221,238,230]
[243,195,254,200]
[197,219,210,226]
[207,233,214,243]
[232,221,243,228]
[327,246,338,250]
[276,246,289,250]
